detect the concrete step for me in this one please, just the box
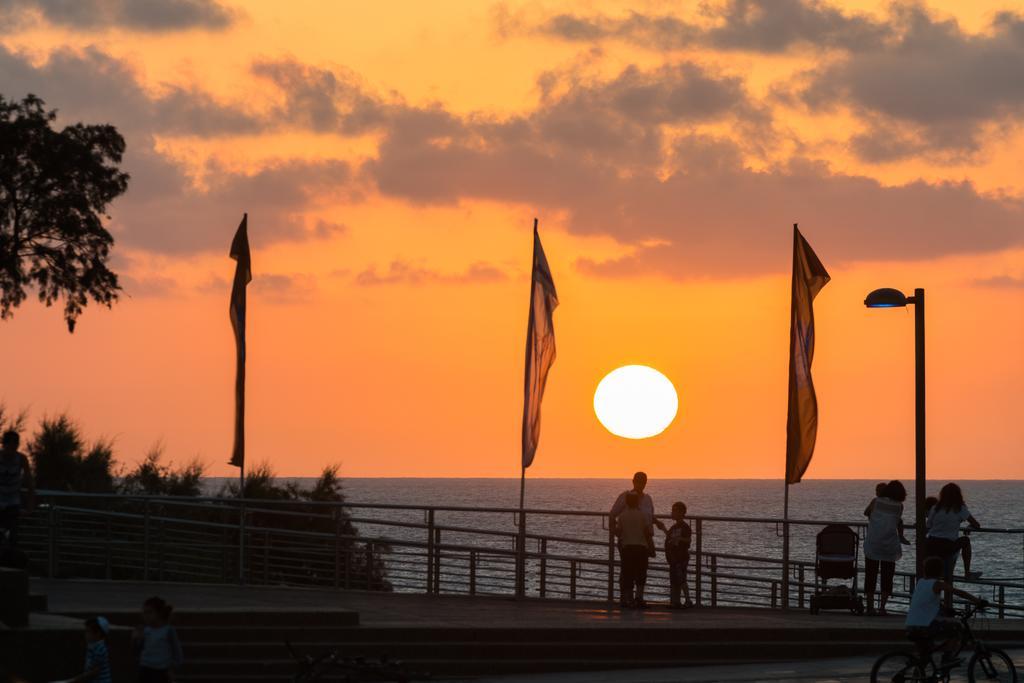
[29,593,48,612]
[62,609,360,628]
[175,642,903,676]
[168,624,952,644]
[179,638,908,661]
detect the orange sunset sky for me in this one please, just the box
[1,0,1023,479]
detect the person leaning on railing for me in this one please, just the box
[926,483,982,580]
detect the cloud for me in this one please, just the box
[367,110,1024,278]
[973,275,1024,289]
[355,261,508,286]
[251,273,317,303]
[0,45,360,254]
[119,274,178,297]
[798,6,1024,157]
[0,0,238,31]
[527,0,890,54]
[0,45,264,138]
[5,39,1024,279]
[110,149,355,254]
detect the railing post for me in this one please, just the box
[539,538,547,598]
[366,542,374,589]
[425,509,435,595]
[694,519,703,607]
[998,586,1005,619]
[47,506,57,578]
[263,531,270,584]
[771,581,778,609]
[238,502,247,585]
[798,565,805,609]
[334,510,341,589]
[469,551,476,596]
[607,523,616,603]
[515,510,527,599]
[345,545,352,589]
[433,528,441,594]
[105,516,112,580]
[570,559,577,600]
[142,500,150,582]
[710,555,717,608]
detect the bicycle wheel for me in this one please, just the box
[872,651,931,683]
[968,648,1018,683]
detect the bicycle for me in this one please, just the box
[871,603,1018,683]
[286,641,430,682]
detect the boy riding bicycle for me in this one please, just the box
[906,556,987,664]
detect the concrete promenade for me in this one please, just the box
[34,578,1024,633]
[25,579,1024,682]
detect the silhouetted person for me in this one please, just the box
[925,494,970,571]
[926,483,981,579]
[70,617,112,683]
[615,492,652,608]
[0,430,34,551]
[134,596,183,682]
[664,501,693,609]
[906,556,986,663]
[610,472,666,602]
[863,480,910,615]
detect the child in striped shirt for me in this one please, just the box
[70,616,112,682]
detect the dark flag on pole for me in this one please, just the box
[785,224,830,484]
[228,213,251,469]
[521,219,558,470]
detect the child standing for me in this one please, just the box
[664,501,693,609]
[133,596,183,682]
[70,616,112,683]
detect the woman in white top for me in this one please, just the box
[863,480,910,616]
[926,483,981,579]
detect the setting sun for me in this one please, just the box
[593,365,679,440]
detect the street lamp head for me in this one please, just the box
[864,288,908,308]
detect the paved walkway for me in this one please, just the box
[481,651,1024,683]
[33,579,1024,634]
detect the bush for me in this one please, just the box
[29,414,115,493]
[118,444,205,497]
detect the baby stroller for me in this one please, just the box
[808,524,865,615]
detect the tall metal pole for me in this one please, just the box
[913,288,926,577]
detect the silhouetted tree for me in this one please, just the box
[0,404,27,437]
[28,414,115,492]
[220,461,302,500]
[118,444,206,497]
[0,94,129,332]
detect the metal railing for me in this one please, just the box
[16,491,1024,617]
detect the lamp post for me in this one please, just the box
[864,287,926,576]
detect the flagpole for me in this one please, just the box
[517,465,526,598]
[782,479,790,609]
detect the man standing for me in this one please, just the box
[609,472,666,606]
[0,430,34,549]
